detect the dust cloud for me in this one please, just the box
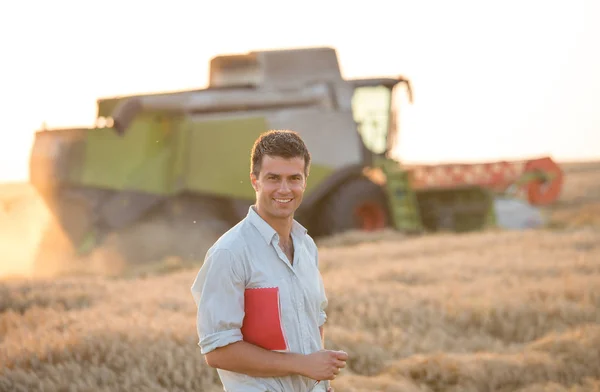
[0,183,50,279]
[0,182,230,280]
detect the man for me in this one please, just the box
[191,130,347,392]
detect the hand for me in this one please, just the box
[300,349,347,381]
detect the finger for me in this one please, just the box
[335,351,348,360]
[335,360,346,368]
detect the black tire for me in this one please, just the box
[317,177,390,236]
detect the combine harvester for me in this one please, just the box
[28,46,564,273]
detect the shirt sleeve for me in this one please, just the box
[317,277,328,327]
[190,248,246,354]
[311,240,328,327]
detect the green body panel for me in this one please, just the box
[77,114,336,201]
[184,116,334,199]
[81,114,176,194]
[185,116,267,199]
[64,134,87,184]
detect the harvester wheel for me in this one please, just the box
[318,177,389,236]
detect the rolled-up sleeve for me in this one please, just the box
[190,248,246,354]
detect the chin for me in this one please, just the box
[270,205,295,217]
[273,209,294,218]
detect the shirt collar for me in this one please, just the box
[247,205,308,245]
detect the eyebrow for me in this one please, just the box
[265,172,303,178]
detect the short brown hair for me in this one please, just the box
[250,130,311,178]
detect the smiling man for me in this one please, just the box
[191,130,347,392]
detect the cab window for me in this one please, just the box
[351,85,392,154]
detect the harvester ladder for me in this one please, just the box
[380,159,424,233]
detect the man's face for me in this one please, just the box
[251,155,307,221]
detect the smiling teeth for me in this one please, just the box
[275,199,292,203]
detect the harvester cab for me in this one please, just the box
[29,46,496,273]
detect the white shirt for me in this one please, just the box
[191,206,329,392]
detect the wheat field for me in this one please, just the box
[1,161,599,392]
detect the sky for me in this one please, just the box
[0,0,598,183]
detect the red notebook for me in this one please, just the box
[241,287,289,351]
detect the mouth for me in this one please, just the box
[273,198,293,205]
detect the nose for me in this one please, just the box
[278,179,291,192]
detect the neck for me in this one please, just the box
[254,205,293,242]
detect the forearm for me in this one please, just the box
[205,341,307,378]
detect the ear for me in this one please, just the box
[250,172,258,191]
